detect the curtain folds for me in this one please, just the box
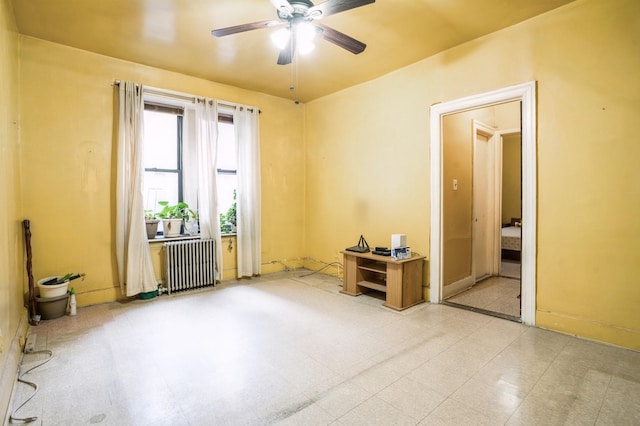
[195,99,223,280]
[115,81,158,297]
[235,106,262,278]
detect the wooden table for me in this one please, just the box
[341,251,425,311]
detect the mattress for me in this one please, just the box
[501,226,521,251]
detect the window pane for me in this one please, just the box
[218,174,237,233]
[144,110,178,169]
[217,121,236,170]
[143,171,179,212]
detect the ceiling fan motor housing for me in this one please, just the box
[289,0,314,11]
[278,0,319,21]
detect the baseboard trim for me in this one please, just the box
[1,310,28,425]
[536,310,640,352]
[443,275,474,299]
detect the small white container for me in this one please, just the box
[37,276,70,298]
[69,292,77,316]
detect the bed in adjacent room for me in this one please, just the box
[501,218,521,261]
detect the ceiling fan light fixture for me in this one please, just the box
[270,27,291,49]
[296,22,316,54]
[298,40,315,55]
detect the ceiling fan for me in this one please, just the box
[211,0,375,65]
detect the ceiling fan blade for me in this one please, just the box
[277,35,295,65]
[315,23,366,54]
[211,20,281,37]
[309,0,375,18]
[270,0,294,18]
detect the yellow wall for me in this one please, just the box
[0,0,27,416]
[502,133,522,225]
[306,0,640,350]
[304,78,431,272]
[19,36,306,306]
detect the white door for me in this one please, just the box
[473,122,496,282]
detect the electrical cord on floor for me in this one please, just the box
[298,261,343,278]
[9,349,53,424]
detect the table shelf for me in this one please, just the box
[357,280,387,293]
[357,262,387,274]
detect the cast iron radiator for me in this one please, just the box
[163,239,216,294]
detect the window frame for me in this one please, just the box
[143,102,185,205]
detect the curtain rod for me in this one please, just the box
[113,80,259,113]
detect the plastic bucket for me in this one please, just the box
[35,292,69,320]
[37,276,69,298]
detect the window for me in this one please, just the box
[142,101,237,235]
[143,104,183,212]
[217,115,237,234]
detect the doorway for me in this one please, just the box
[429,81,537,326]
[445,124,522,320]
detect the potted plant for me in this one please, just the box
[219,190,237,233]
[184,209,200,236]
[156,201,196,237]
[145,210,160,239]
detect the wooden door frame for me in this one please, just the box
[430,81,537,325]
[495,128,522,276]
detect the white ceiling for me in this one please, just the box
[10,0,575,102]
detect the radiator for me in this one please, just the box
[164,239,216,294]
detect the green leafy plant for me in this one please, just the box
[144,210,158,221]
[156,201,197,221]
[219,190,237,233]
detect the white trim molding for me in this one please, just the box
[430,81,537,326]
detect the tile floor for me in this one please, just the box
[445,260,522,319]
[7,271,640,425]
[445,276,521,319]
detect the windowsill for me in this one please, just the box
[148,234,201,244]
[148,233,237,244]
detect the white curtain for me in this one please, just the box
[235,106,261,278]
[115,81,158,296]
[181,109,199,211]
[195,99,223,280]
